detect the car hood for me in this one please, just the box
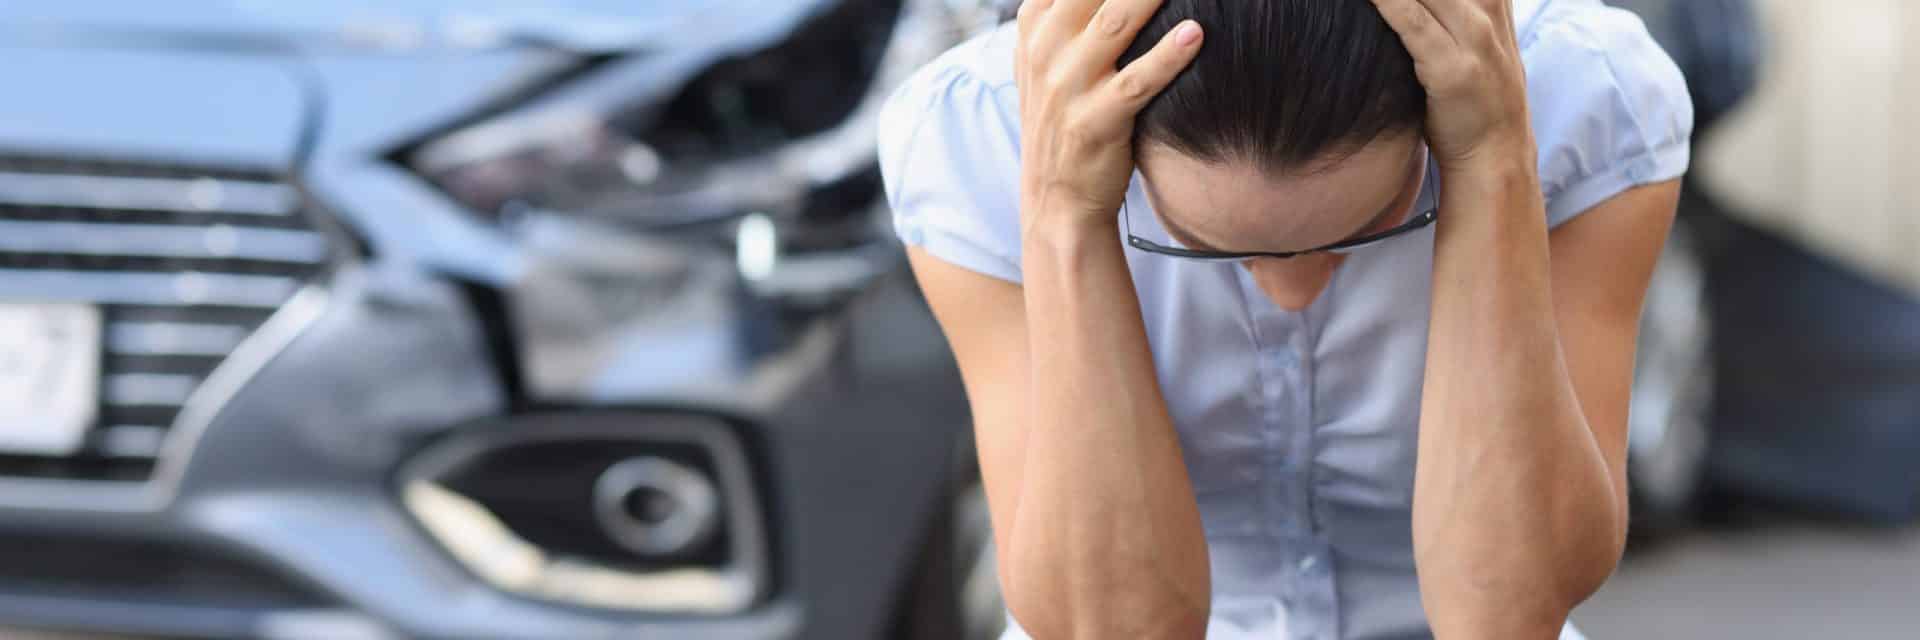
[0,0,835,53]
[0,0,861,283]
[0,0,849,166]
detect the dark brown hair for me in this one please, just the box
[1115,0,1427,171]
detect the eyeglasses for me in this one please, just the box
[1123,200,1439,261]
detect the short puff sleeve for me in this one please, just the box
[1523,2,1696,228]
[878,29,1027,283]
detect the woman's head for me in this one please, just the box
[1117,0,1431,256]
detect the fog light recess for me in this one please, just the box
[398,413,767,614]
[594,456,722,557]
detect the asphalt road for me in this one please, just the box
[1574,519,1920,639]
[10,517,1917,639]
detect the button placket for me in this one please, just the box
[1300,543,1340,639]
[1289,327,1320,537]
[1234,271,1293,540]
[1271,315,1309,539]
[1233,270,1343,640]
[1295,309,1339,639]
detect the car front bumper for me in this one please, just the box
[0,265,969,640]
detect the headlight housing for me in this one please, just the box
[406,0,982,400]
[409,0,942,234]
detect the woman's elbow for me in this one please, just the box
[1001,563,1210,640]
[1556,500,1628,608]
[1004,601,1209,640]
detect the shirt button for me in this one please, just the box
[1298,555,1317,572]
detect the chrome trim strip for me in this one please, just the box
[257,609,402,640]
[0,286,328,511]
[103,373,200,407]
[148,286,330,503]
[109,321,251,357]
[398,414,770,615]
[0,171,296,216]
[0,269,299,308]
[0,220,327,264]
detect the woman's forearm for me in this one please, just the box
[1006,210,1211,640]
[1413,152,1626,637]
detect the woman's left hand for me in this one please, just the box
[1370,0,1534,171]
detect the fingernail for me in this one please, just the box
[1175,21,1201,45]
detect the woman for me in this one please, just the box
[878,0,1691,637]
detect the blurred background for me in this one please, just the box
[0,0,1910,639]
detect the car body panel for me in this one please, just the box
[0,46,304,169]
[0,1,978,638]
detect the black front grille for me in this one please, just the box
[0,156,327,482]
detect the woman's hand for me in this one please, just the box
[1370,0,1535,171]
[1014,0,1202,230]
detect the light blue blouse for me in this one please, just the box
[877,1,1693,638]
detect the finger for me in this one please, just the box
[1016,0,1052,64]
[1031,0,1111,59]
[1478,0,1521,50]
[1025,0,1156,100]
[1371,0,1456,61]
[1016,0,1052,47]
[1486,0,1515,25]
[1460,0,1515,26]
[1102,20,1202,114]
[1058,0,1169,81]
[1016,0,1058,90]
[1410,0,1501,48]
[1049,0,1106,25]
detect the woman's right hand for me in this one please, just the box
[1014,0,1203,231]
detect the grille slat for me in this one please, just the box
[102,373,200,408]
[108,322,252,358]
[0,269,300,308]
[0,220,328,264]
[0,171,297,217]
[0,157,324,483]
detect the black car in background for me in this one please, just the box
[0,0,1005,638]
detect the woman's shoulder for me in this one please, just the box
[876,23,1028,284]
[919,21,1020,94]
[1516,0,1695,226]
[1518,0,1684,67]
[1516,0,1694,136]
[877,22,1022,170]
